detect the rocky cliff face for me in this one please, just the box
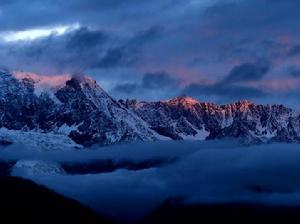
[121,96,300,144]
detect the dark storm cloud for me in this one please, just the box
[141,72,179,89]
[288,45,300,57]
[175,0,300,68]
[287,66,300,77]
[95,48,129,69]
[1,0,300,67]
[131,26,164,44]
[113,72,180,93]
[65,28,106,50]
[221,62,270,83]
[114,72,180,93]
[94,26,164,69]
[1,0,300,101]
[0,0,185,31]
[113,83,138,94]
[0,25,163,73]
[182,62,270,100]
[0,27,108,73]
[184,83,266,100]
[112,72,181,99]
[204,0,300,32]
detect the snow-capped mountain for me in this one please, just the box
[53,75,156,145]
[120,96,300,144]
[0,70,156,147]
[0,69,300,148]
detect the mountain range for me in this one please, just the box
[1,69,300,149]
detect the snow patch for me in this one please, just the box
[0,128,82,151]
[57,124,80,135]
[180,127,210,140]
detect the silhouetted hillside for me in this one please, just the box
[0,176,113,224]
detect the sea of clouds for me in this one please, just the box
[2,140,300,222]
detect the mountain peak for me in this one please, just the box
[237,100,254,105]
[166,96,200,106]
[66,75,100,90]
[72,74,96,85]
[234,100,255,109]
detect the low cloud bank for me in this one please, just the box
[2,141,300,222]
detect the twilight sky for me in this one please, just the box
[1,0,300,106]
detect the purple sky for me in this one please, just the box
[0,0,300,107]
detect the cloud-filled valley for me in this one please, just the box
[2,141,300,222]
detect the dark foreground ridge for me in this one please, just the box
[3,174,300,223]
[0,176,113,224]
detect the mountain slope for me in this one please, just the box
[0,70,156,147]
[0,69,40,130]
[53,75,156,145]
[0,176,113,224]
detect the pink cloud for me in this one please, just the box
[12,71,71,88]
[247,78,300,91]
